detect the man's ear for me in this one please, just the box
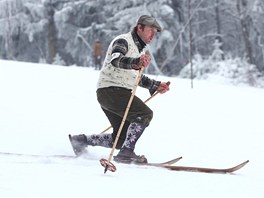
[137,24,143,32]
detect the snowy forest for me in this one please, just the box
[1,0,264,87]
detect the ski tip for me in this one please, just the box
[242,160,250,165]
[226,160,250,173]
[239,160,249,166]
[171,156,183,163]
[171,156,183,162]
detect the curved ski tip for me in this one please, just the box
[230,160,250,172]
[237,160,249,167]
[242,160,249,165]
[242,159,249,165]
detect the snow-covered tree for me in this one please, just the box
[52,53,65,66]
[0,0,264,85]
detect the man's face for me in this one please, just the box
[137,25,158,44]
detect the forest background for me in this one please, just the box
[1,0,264,87]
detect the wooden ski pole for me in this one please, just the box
[100,66,145,173]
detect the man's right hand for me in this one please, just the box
[132,51,151,70]
[139,53,151,68]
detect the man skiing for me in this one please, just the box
[69,15,170,163]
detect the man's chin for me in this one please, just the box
[146,40,152,44]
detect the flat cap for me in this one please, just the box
[137,15,162,32]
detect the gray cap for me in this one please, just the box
[137,15,162,32]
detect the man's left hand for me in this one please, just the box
[157,81,170,94]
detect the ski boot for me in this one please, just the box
[113,148,148,164]
[68,134,88,156]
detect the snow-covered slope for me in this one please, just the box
[0,60,263,198]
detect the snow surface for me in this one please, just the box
[0,60,264,198]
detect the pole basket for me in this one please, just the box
[100,158,117,173]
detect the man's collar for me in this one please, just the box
[131,27,146,53]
